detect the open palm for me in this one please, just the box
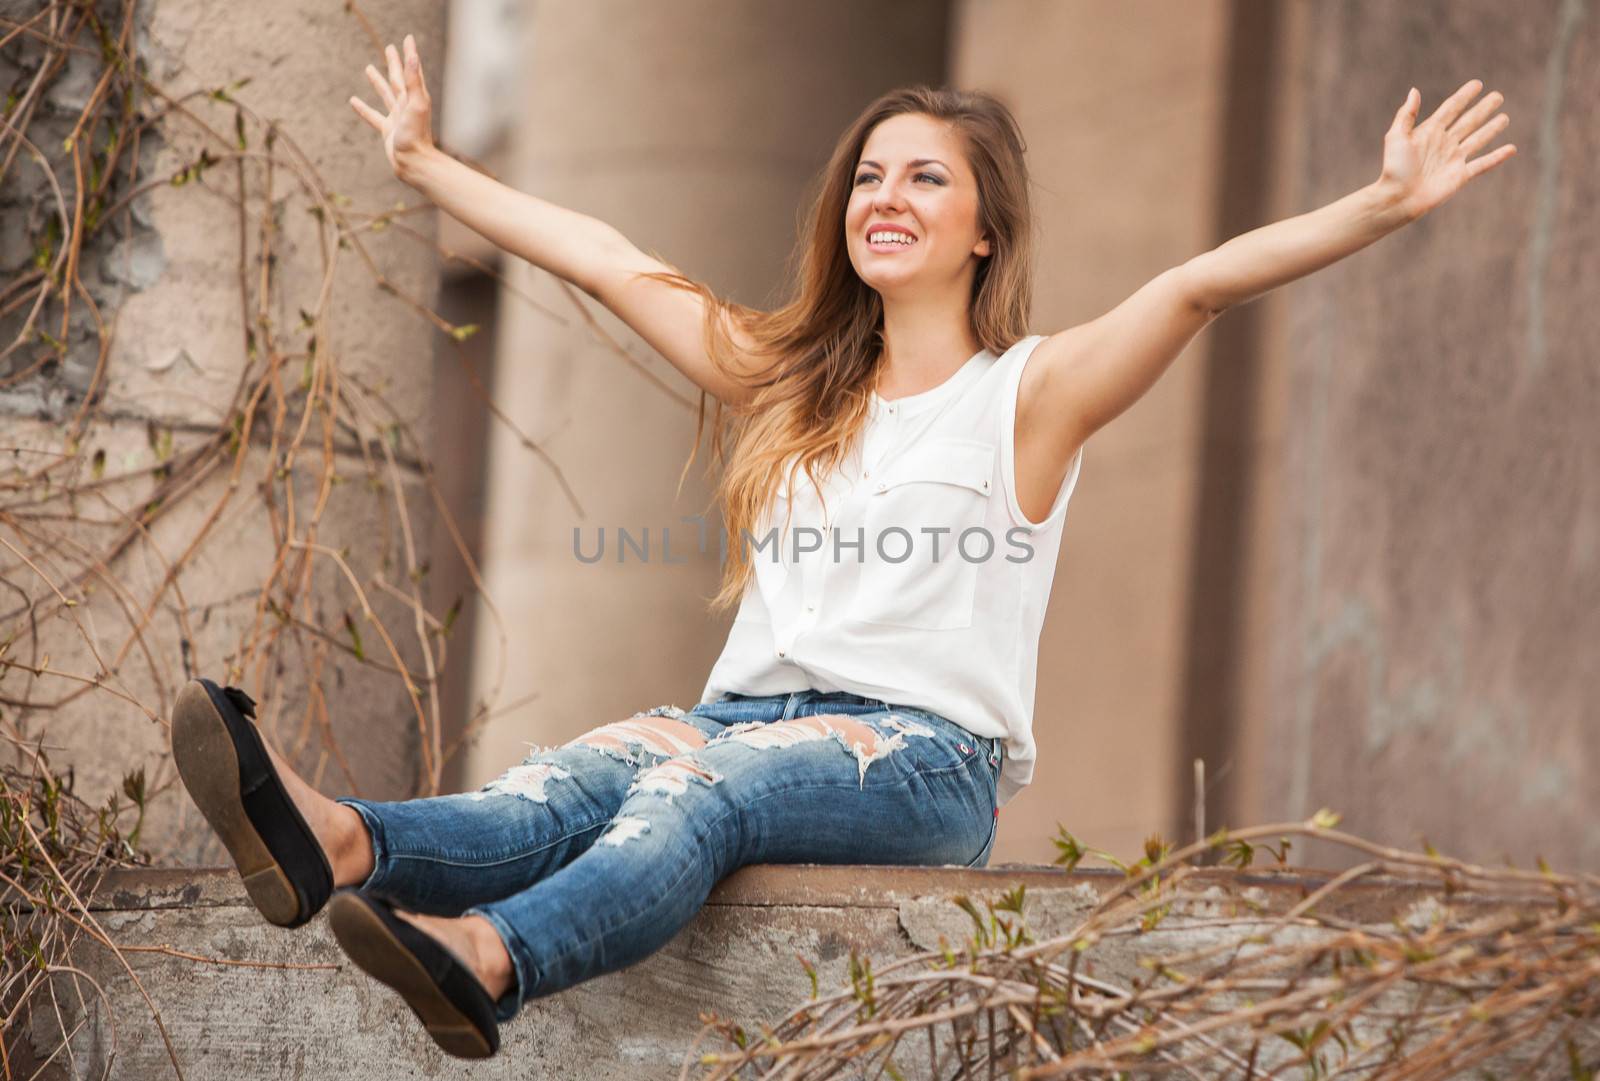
[1381,79,1515,219]
[348,33,434,176]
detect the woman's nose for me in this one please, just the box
[872,186,907,213]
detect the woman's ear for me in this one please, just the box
[974,234,992,258]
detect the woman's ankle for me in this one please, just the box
[330,803,376,888]
[464,915,515,1001]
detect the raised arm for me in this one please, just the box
[1021,78,1515,465]
[349,35,764,408]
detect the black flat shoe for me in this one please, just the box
[327,888,501,1058]
[170,678,334,928]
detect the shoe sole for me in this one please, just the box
[327,892,496,1059]
[171,681,303,927]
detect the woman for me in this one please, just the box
[171,33,1513,1058]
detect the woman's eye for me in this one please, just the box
[854,172,943,185]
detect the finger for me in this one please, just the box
[349,95,386,132]
[1391,87,1420,135]
[1423,78,1483,131]
[1448,89,1503,140]
[385,43,405,97]
[364,64,397,111]
[403,34,428,99]
[1466,142,1516,180]
[1459,112,1509,158]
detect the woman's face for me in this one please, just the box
[844,112,991,298]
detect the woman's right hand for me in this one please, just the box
[349,33,435,182]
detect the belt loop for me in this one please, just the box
[782,692,801,721]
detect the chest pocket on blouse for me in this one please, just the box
[850,437,996,631]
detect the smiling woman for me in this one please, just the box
[172,28,1518,1061]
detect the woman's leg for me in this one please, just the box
[449,697,1000,1022]
[334,705,729,916]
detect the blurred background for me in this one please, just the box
[3,0,1591,876]
[424,0,1596,870]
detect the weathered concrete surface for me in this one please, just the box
[18,864,1569,1079]
[1243,0,1600,870]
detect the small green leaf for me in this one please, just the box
[951,894,987,942]
[122,767,146,804]
[796,953,817,999]
[1222,839,1255,869]
[343,611,365,660]
[1052,826,1086,871]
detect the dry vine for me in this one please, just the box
[0,0,705,1074]
[684,813,1600,1081]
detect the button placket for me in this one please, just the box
[863,409,895,486]
[800,552,824,621]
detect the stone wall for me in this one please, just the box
[18,864,1570,1078]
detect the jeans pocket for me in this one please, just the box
[958,732,1002,775]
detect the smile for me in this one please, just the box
[866,230,919,252]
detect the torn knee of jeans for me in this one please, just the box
[598,815,651,847]
[634,704,687,720]
[469,761,572,803]
[564,713,708,766]
[625,757,721,804]
[727,713,910,788]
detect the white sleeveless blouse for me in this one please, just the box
[699,334,1085,806]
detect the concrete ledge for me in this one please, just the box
[17,864,1550,1079]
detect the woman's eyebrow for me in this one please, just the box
[857,158,949,170]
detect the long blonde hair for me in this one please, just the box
[645,85,1035,613]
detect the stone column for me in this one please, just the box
[950,0,1236,862]
[0,0,446,862]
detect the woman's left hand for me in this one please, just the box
[1380,79,1515,220]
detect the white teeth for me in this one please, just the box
[869,231,915,245]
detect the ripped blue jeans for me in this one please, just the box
[336,689,1002,1022]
